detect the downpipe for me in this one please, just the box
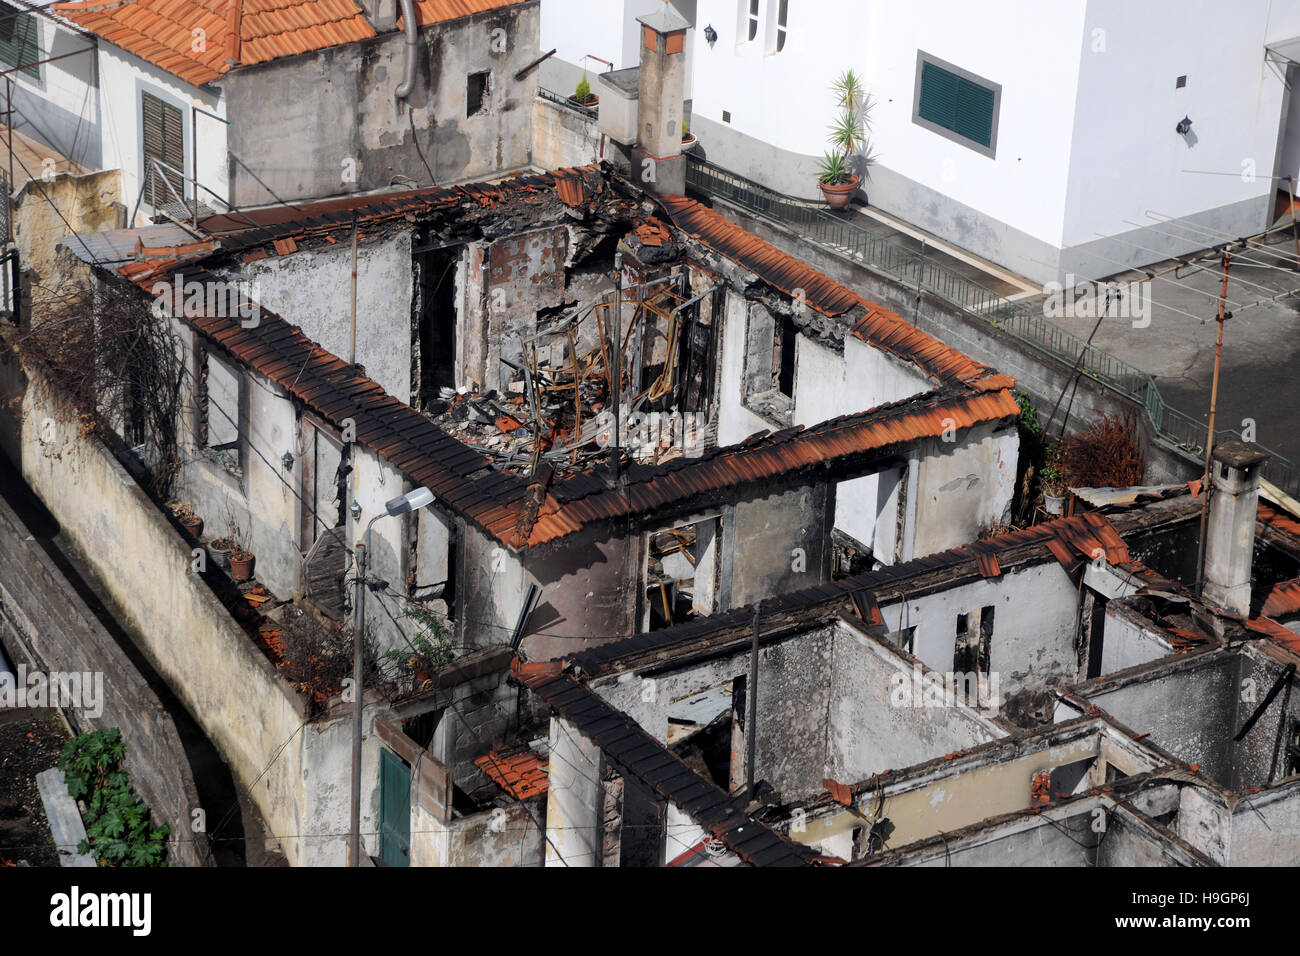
[395,0,419,100]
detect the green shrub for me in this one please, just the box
[58,729,169,867]
[575,75,591,103]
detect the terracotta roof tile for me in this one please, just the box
[658,195,1005,389]
[109,167,1022,552]
[53,0,523,85]
[475,747,548,800]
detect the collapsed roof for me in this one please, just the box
[74,164,1021,550]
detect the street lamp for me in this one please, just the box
[349,486,435,866]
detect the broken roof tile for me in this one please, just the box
[474,747,548,801]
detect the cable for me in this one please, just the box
[1116,217,1300,285]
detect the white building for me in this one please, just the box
[0,1,101,175]
[543,0,1300,283]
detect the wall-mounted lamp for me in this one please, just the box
[348,501,362,521]
[704,24,717,48]
[1176,116,1193,136]
[281,451,295,470]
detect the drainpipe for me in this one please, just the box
[395,0,418,100]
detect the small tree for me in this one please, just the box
[818,69,876,185]
[574,73,592,104]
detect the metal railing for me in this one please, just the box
[538,85,599,120]
[685,156,1300,498]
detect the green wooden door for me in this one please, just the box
[379,749,411,867]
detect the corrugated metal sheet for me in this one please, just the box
[60,223,198,265]
[524,672,817,867]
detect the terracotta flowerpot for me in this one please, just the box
[570,93,599,109]
[179,514,203,539]
[819,174,860,210]
[229,551,255,582]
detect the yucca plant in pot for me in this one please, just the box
[818,69,875,210]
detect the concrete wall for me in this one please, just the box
[1074,653,1241,787]
[531,96,603,171]
[14,168,122,290]
[593,624,839,803]
[878,560,1080,698]
[1100,601,1177,676]
[0,486,210,866]
[174,321,305,602]
[0,354,378,866]
[912,423,1018,556]
[1057,0,1300,278]
[221,231,414,402]
[724,482,831,609]
[826,621,1003,782]
[1226,780,1300,866]
[224,3,539,206]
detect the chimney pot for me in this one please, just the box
[1202,440,1270,616]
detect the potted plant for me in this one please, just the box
[168,501,203,539]
[818,69,875,210]
[681,118,698,151]
[228,522,255,582]
[208,509,242,571]
[570,73,599,109]
[1041,447,1067,515]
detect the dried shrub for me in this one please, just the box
[16,275,184,498]
[1059,413,1144,489]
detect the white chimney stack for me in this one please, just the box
[1201,440,1269,616]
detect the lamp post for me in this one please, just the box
[349,486,435,867]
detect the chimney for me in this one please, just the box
[358,0,398,32]
[1201,440,1270,616]
[632,6,690,197]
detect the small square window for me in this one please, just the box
[722,110,731,124]
[1176,75,1187,89]
[467,71,490,117]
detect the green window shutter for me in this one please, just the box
[918,61,960,129]
[378,749,411,867]
[0,5,41,80]
[918,59,995,149]
[954,79,995,147]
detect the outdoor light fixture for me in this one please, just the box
[704,24,717,47]
[349,485,435,867]
[1176,116,1193,135]
[281,451,294,470]
[348,501,362,521]
[384,486,435,516]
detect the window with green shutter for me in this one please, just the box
[0,3,41,80]
[141,91,185,207]
[913,52,1000,157]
